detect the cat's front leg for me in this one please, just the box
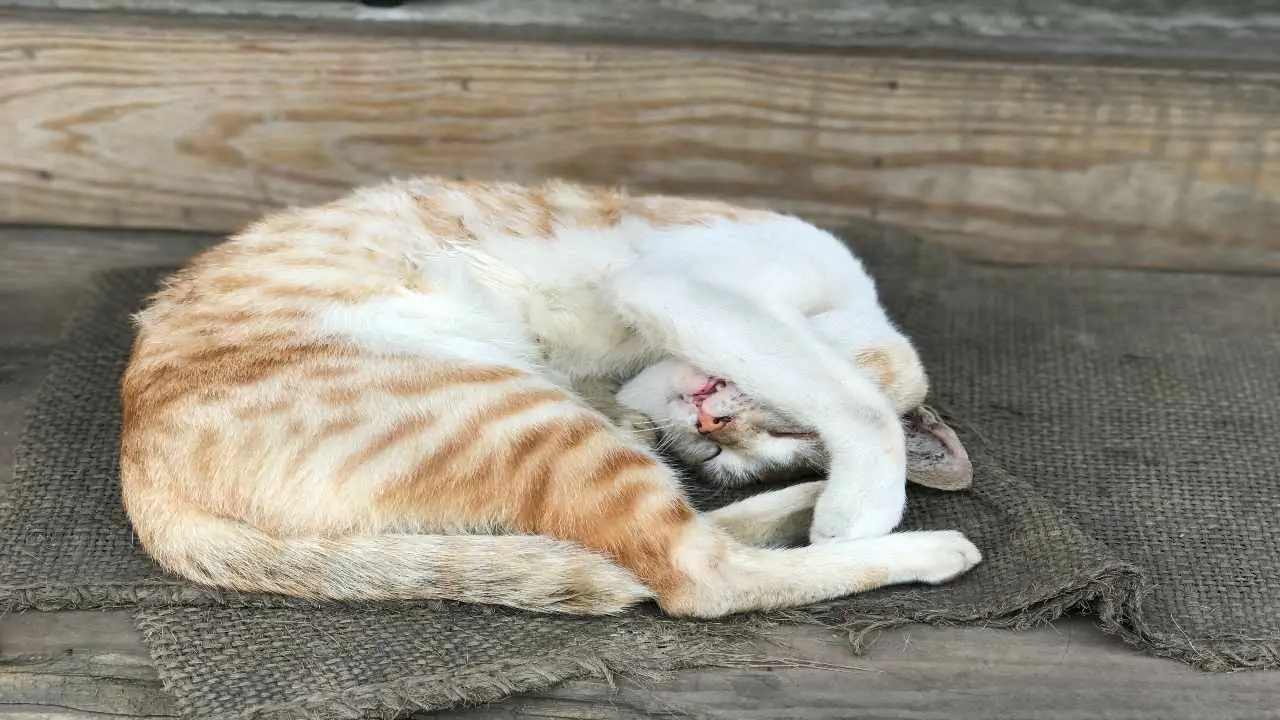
[606,268,907,542]
[570,376,662,448]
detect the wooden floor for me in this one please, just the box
[1,227,1278,719]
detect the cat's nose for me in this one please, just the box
[696,410,730,434]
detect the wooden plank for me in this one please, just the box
[4,0,1280,67]
[1,17,1278,272]
[1,227,1280,719]
[4,610,1280,720]
[0,612,176,719]
[439,619,1280,720]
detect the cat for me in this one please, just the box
[602,359,973,491]
[119,176,981,618]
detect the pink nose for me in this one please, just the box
[696,410,729,434]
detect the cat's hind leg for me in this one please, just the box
[663,521,982,618]
[705,480,825,548]
[498,426,980,617]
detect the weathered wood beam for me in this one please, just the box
[0,12,1277,271]
[4,0,1280,67]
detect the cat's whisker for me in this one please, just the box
[648,430,680,449]
[637,419,684,432]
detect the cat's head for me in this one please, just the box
[615,359,826,486]
[616,359,972,490]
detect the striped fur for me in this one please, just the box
[120,176,980,617]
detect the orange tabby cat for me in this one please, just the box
[120,176,980,618]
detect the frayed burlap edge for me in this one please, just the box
[1107,606,1280,673]
[773,567,1279,673]
[0,581,308,614]
[133,610,774,720]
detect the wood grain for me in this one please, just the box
[1,227,1278,719]
[0,16,1278,272]
[4,0,1280,66]
[0,613,174,719]
[4,611,1280,720]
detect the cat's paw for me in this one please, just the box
[881,530,982,585]
[617,411,660,448]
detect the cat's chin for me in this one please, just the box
[698,445,724,463]
[695,463,771,489]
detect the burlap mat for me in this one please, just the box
[2,228,1275,719]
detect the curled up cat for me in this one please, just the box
[119,176,982,618]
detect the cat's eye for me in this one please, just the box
[714,416,732,425]
[767,430,819,439]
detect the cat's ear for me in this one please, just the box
[904,406,973,491]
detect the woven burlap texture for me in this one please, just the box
[2,228,1275,719]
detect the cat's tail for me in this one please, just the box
[133,504,654,614]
